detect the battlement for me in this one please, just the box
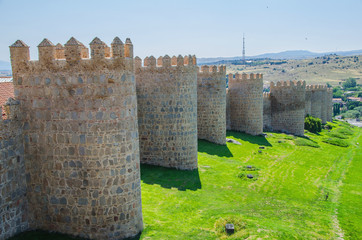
[263,92,270,98]
[10,37,134,74]
[135,54,197,70]
[306,84,329,90]
[270,80,306,90]
[228,73,263,82]
[198,65,226,75]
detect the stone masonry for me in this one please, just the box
[262,92,271,131]
[135,55,198,170]
[268,81,306,136]
[197,65,226,145]
[8,37,143,240]
[308,85,332,123]
[227,73,263,135]
[0,101,28,239]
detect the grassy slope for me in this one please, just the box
[338,128,362,239]
[10,121,361,240]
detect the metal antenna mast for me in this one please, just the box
[242,33,246,65]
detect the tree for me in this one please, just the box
[326,82,332,88]
[342,77,356,89]
[304,115,322,133]
[333,103,340,116]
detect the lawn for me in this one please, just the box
[10,120,361,239]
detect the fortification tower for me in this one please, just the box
[9,37,143,239]
[305,85,312,116]
[135,55,198,170]
[270,80,306,136]
[226,88,231,130]
[320,86,328,123]
[263,92,271,131]
[310,85,323,119]
[326,88,333,122]
[197,65,226,145]
[227,73,263,135]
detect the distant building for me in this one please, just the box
[347,97,362,102]
[332,98,343,104]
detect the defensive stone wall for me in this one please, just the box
[0,101,28,239]
[308,85,330,123]
[263,92,271,131]
[226,88,231,130]
[135,55,198,170]
[310,85,323,120]
[305,86,312,116]
[9,37,143,239]
[227,73,263,135]
[197,65,226,145]
[270,80,306,136]
[326,88,333,122]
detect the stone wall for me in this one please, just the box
[135,55,198,170]
[226,88,231,130]
[270,81,306,136]
[309,85,331,123]
[263,92,271,131]
[0,101,28,239]
[197,65,226,145]
[227,73,263,135]
[9,37,143,240]
[305,86,312,116]
[326,89,333,122]
[310,85,323,120]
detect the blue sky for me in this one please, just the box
[0,0,361,61]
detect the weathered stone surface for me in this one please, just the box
[268,81,306,136]
[8,37,143,240]
[197,65,226,145]
[0,102,29,239]
[135,55,198,170]
[227,73,263,135]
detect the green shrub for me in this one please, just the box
[322,137,349,147]
[326,132,348,139]
[294,138,320,148]
[305,115,322,133]
[324,123,333,130]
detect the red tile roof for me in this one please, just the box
[0,82,14,117]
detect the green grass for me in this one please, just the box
[322,137,350,147]
[10,120,361,240]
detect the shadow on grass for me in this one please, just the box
[8,230,86,240]
[141,164,201,191]
[198,139,233,157]
[10,230,142,240]
[227,130,272,147]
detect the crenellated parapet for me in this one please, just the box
[135,54,198,170]
[135,54,197,71]
[268,80,306,136]
[10,37,134,75]
[227,72,263,135]
[197,65,227,145]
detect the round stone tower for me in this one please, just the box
[10,37,143,240]
[227,73,263,135]
[197,65,226,145]
[135,55,198,170]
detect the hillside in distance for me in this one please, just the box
[198,49,362,64]
[226,55,362,86]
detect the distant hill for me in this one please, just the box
[0,60,11,70]
[198,49,362,65]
